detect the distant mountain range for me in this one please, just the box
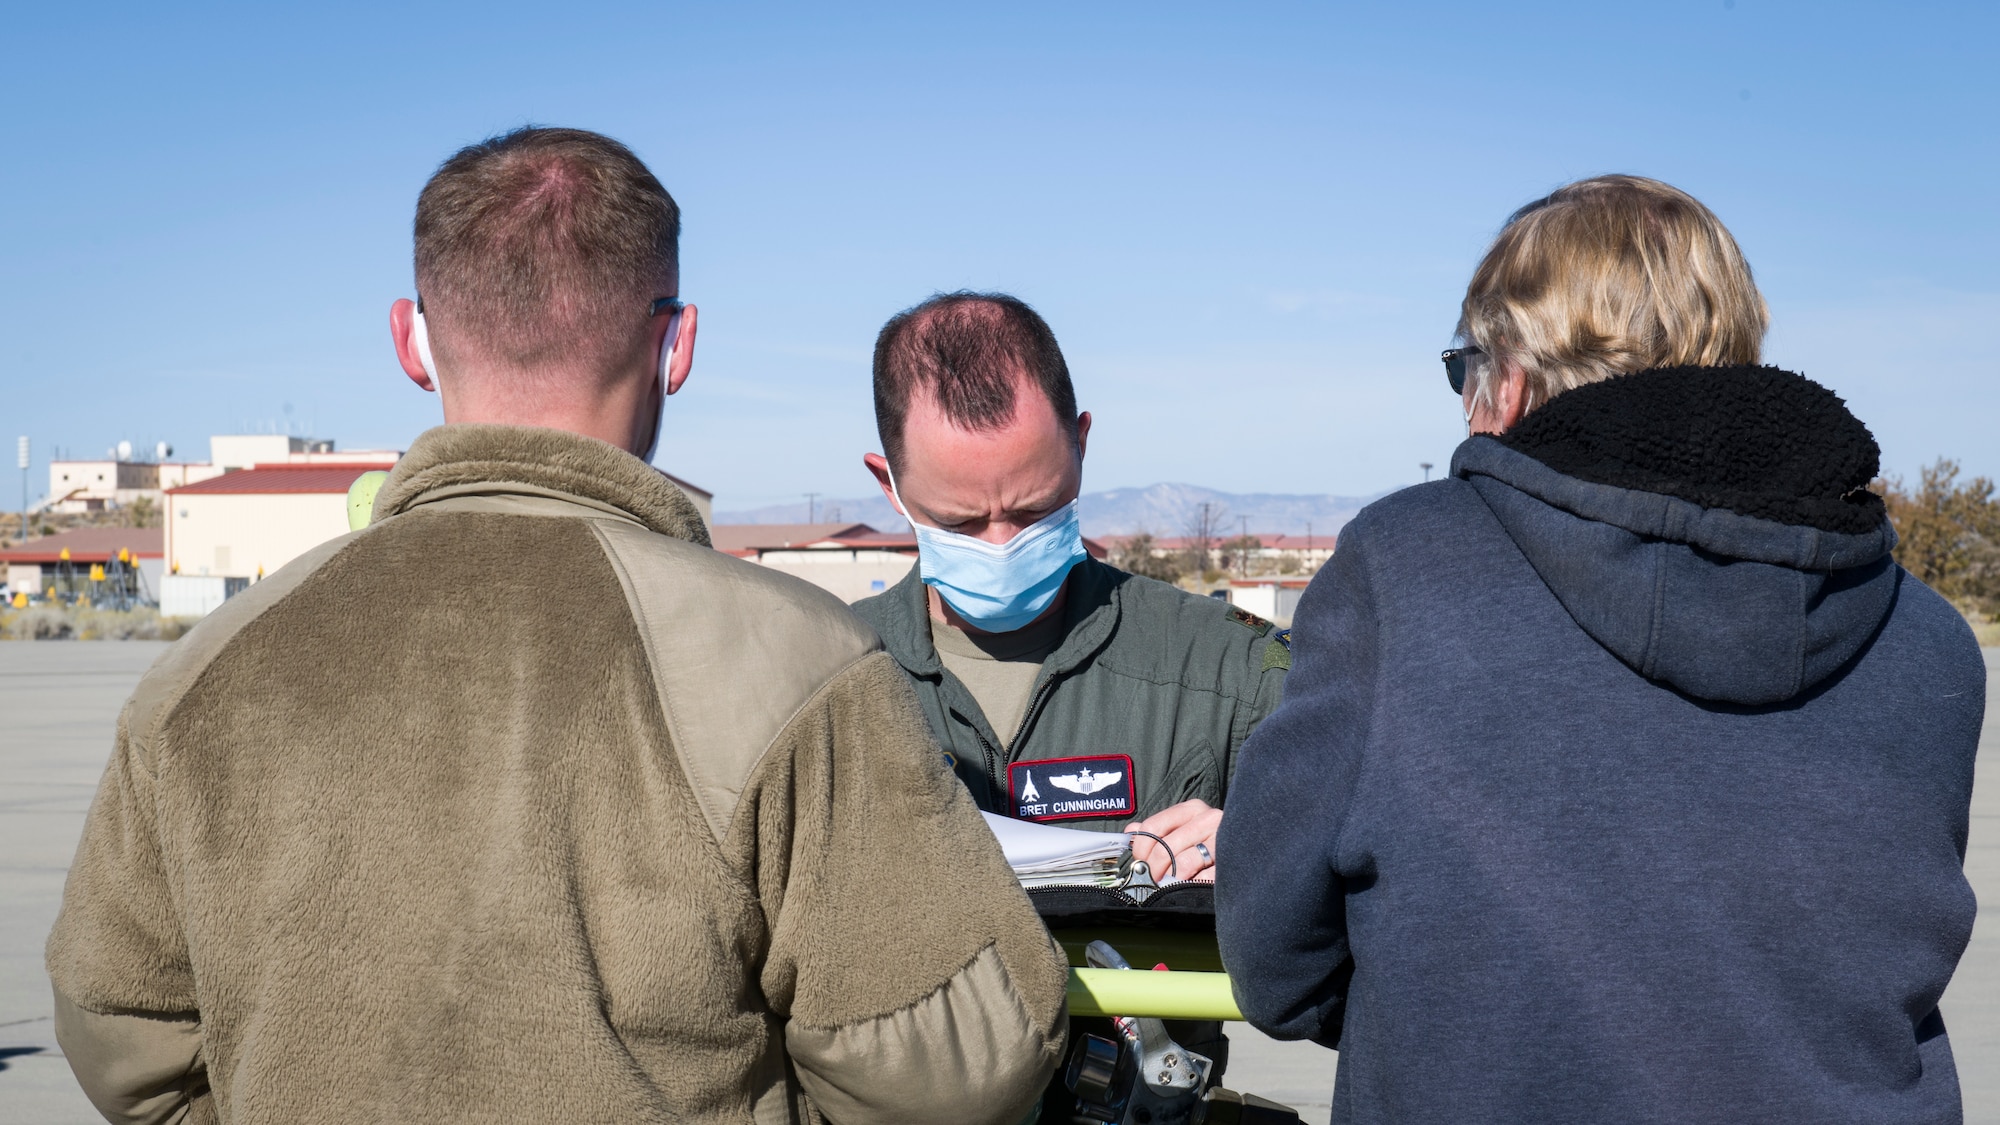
[714,482,1398,537]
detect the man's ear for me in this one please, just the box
[390,299,435,392]
[663,304,698,395]
[862,452,903,516]
[1075,410,1092,460]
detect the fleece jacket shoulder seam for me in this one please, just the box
[785,940,1012,1033]
[586,520,879,842]
[717,648,897,861]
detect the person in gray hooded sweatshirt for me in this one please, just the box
[1215,175,1986,1125]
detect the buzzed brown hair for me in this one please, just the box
[414,126,679,379]
[873,292,1079,471]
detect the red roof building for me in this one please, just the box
[708,522,883,558]
[2,528,166,602]
[0,527,164,565]
[164,464,385,582]
[165,464,389,496]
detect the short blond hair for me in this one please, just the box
[1457,175,1768,413]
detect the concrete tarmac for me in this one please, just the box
[0,642,1993,1124]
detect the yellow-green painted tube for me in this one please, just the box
[1066,968,1243,1021]
[346,471,390,531]
[1051,928,1225,972]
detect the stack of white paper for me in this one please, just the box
[981,811,1131,889]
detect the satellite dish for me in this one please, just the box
[116,440,133,460]
[156,441,172,460]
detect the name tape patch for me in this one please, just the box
[1008,755,1136,823]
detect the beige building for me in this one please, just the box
[166,465,380,580]
[46,459,164,511]
[161,453,712,615]
[156,462,230,491]
[661,473,713,528]
[45,435,399,515]
[712,523,918,603]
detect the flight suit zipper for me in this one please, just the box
[989,675,1061,806]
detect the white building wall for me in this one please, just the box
[158,463,230,490]
[169,492,350,579]
[6,564,41,595]
[210,435,319,469]
[49,460,119,500]
[1227,583,1305,626]
[752,549,916,604]
[160,575,250,618]
[1228,584,1279,621]
[137,557,165,603]
[48,461,163,500]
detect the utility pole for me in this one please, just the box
[1201,501,1215,575]
[1239,515,1250,576]
[1421,461,1434,483]
[16,436,27,543]
[805,492,820,524]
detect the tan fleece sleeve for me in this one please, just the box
[53,989,208,1125]
[46,708,200,1022]
[744,652,1069,1125]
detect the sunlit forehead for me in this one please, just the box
[896,378,1081,541]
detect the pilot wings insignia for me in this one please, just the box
[1048,769,1124,796]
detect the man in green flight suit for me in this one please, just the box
[852,291,1291,884]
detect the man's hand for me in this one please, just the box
[1123,799,1222,883]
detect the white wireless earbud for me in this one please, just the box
[411,302,439,387]
[657,307,683,384]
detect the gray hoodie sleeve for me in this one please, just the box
[1214,527,1379,1047]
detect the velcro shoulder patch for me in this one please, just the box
[1262,633,1292,672]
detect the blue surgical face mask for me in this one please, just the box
[888,464,1088,633]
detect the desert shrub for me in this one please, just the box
[1,605,190,641]
[3,606,75,640]
[1877,459,2000,619]
[1112,533,1184,583]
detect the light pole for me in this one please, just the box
[1420,461,1434,483]
[16,436,27,543]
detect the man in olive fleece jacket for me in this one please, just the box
[46,127,1068,1125]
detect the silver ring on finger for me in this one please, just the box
[1192,841,1213,866]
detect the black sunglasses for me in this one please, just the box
[1441,345,1484,396]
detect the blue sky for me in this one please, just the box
[4,1,1995,513]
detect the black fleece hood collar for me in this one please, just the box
[1453,365,1899,706]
